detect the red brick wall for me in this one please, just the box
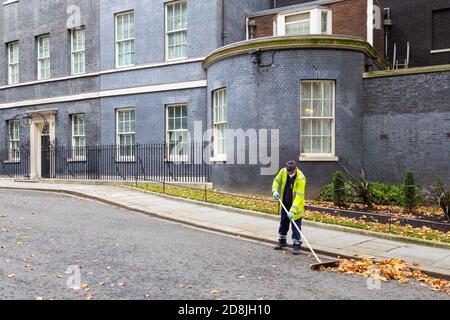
[247,0,385,58]
[249,14,276,39]
[330,0,367,39]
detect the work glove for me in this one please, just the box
[287,211,295,220]
[273,191,280,200]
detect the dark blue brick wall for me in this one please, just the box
[207,49,367,197]
[363,70,450,187]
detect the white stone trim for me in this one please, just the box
[367,0,374,46]
[431,48,450,54]
[0,80,207,110]
[2,0,18,5]
[0,57,206,90]
[299,156,339,162]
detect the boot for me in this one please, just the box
[292,242,302,255]
[274,239,287,250]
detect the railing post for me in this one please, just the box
[204,185,207,202]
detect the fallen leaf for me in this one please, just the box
[33,296,44,300]
[7,273,15,278]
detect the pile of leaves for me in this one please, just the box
[324,255,450,294]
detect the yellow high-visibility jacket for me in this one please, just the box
[272,168,306,220]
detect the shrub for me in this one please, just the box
[422,179,450,220]
[318,181,413,207]
[332,171,346,206]
[371,183,404,206]
[403,171,418,212]
[343,166,375,208]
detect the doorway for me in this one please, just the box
[40,127,51,178]
[29,110,57,179]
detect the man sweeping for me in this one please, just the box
[272,160,306,255]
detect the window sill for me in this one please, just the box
[3,0,18,5]
[299,156,339,162]
[165,156,189,163]
[66,158,86,163]
[2,159,20,164]
[166,56,188,62]
[115,157,136,163]
[430,48,450,54]
[209,156,227,163]
[115,64,136,69]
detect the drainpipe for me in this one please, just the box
[384,7,393,60]
[221,0,227,46]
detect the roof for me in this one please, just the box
[248,0,344,18]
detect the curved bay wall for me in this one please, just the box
[206,48,367,196]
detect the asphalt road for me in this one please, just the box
[0,189,448,300]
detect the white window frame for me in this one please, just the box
[166,104,188,162]
[212,88,227,161]
[300,80,337,161]
[7,41,19,85]
[115,11,135,68]
[37,35,50,80]
[165,0,188,61]
[320,10,332,35]
[71,114,86,161]
[116,108,136,162]
[276,8,332,36]
[8,119,20,163]
[71,27,86,75]
[284,12,311,36]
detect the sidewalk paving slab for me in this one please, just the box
[0,180,449,278]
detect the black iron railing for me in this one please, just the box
[0,142,210,183]
[0,144,30,179]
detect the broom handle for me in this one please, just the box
[278,199,322,264]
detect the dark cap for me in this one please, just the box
[286,160,297,174]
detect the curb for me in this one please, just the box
[123,185,450,250]
[1,185,449,280]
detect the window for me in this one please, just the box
[116,109,135,160]
[432,9,450,51]
[321,11,328,34]
[8,42,19,85]
[277,9,331,36]
[166,1,187,60]
[285,13,310,35]
[71,114,86,160]
[115,11,135,67]
[8,120,20,162]
[37,35,50,80]
[71,28,85,75]
[213,89,227,159]
[300,81,335,157]
[166,105,188,161]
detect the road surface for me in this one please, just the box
[0,189,447,300]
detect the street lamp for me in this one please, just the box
[7,112,49,138]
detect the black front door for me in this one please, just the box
[41,135,51,178]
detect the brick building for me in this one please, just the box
[0,0,449,197]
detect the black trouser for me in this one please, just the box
[278,208,302,243]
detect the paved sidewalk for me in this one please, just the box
[0,180,449,277]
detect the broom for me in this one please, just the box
[278,198,340,271]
